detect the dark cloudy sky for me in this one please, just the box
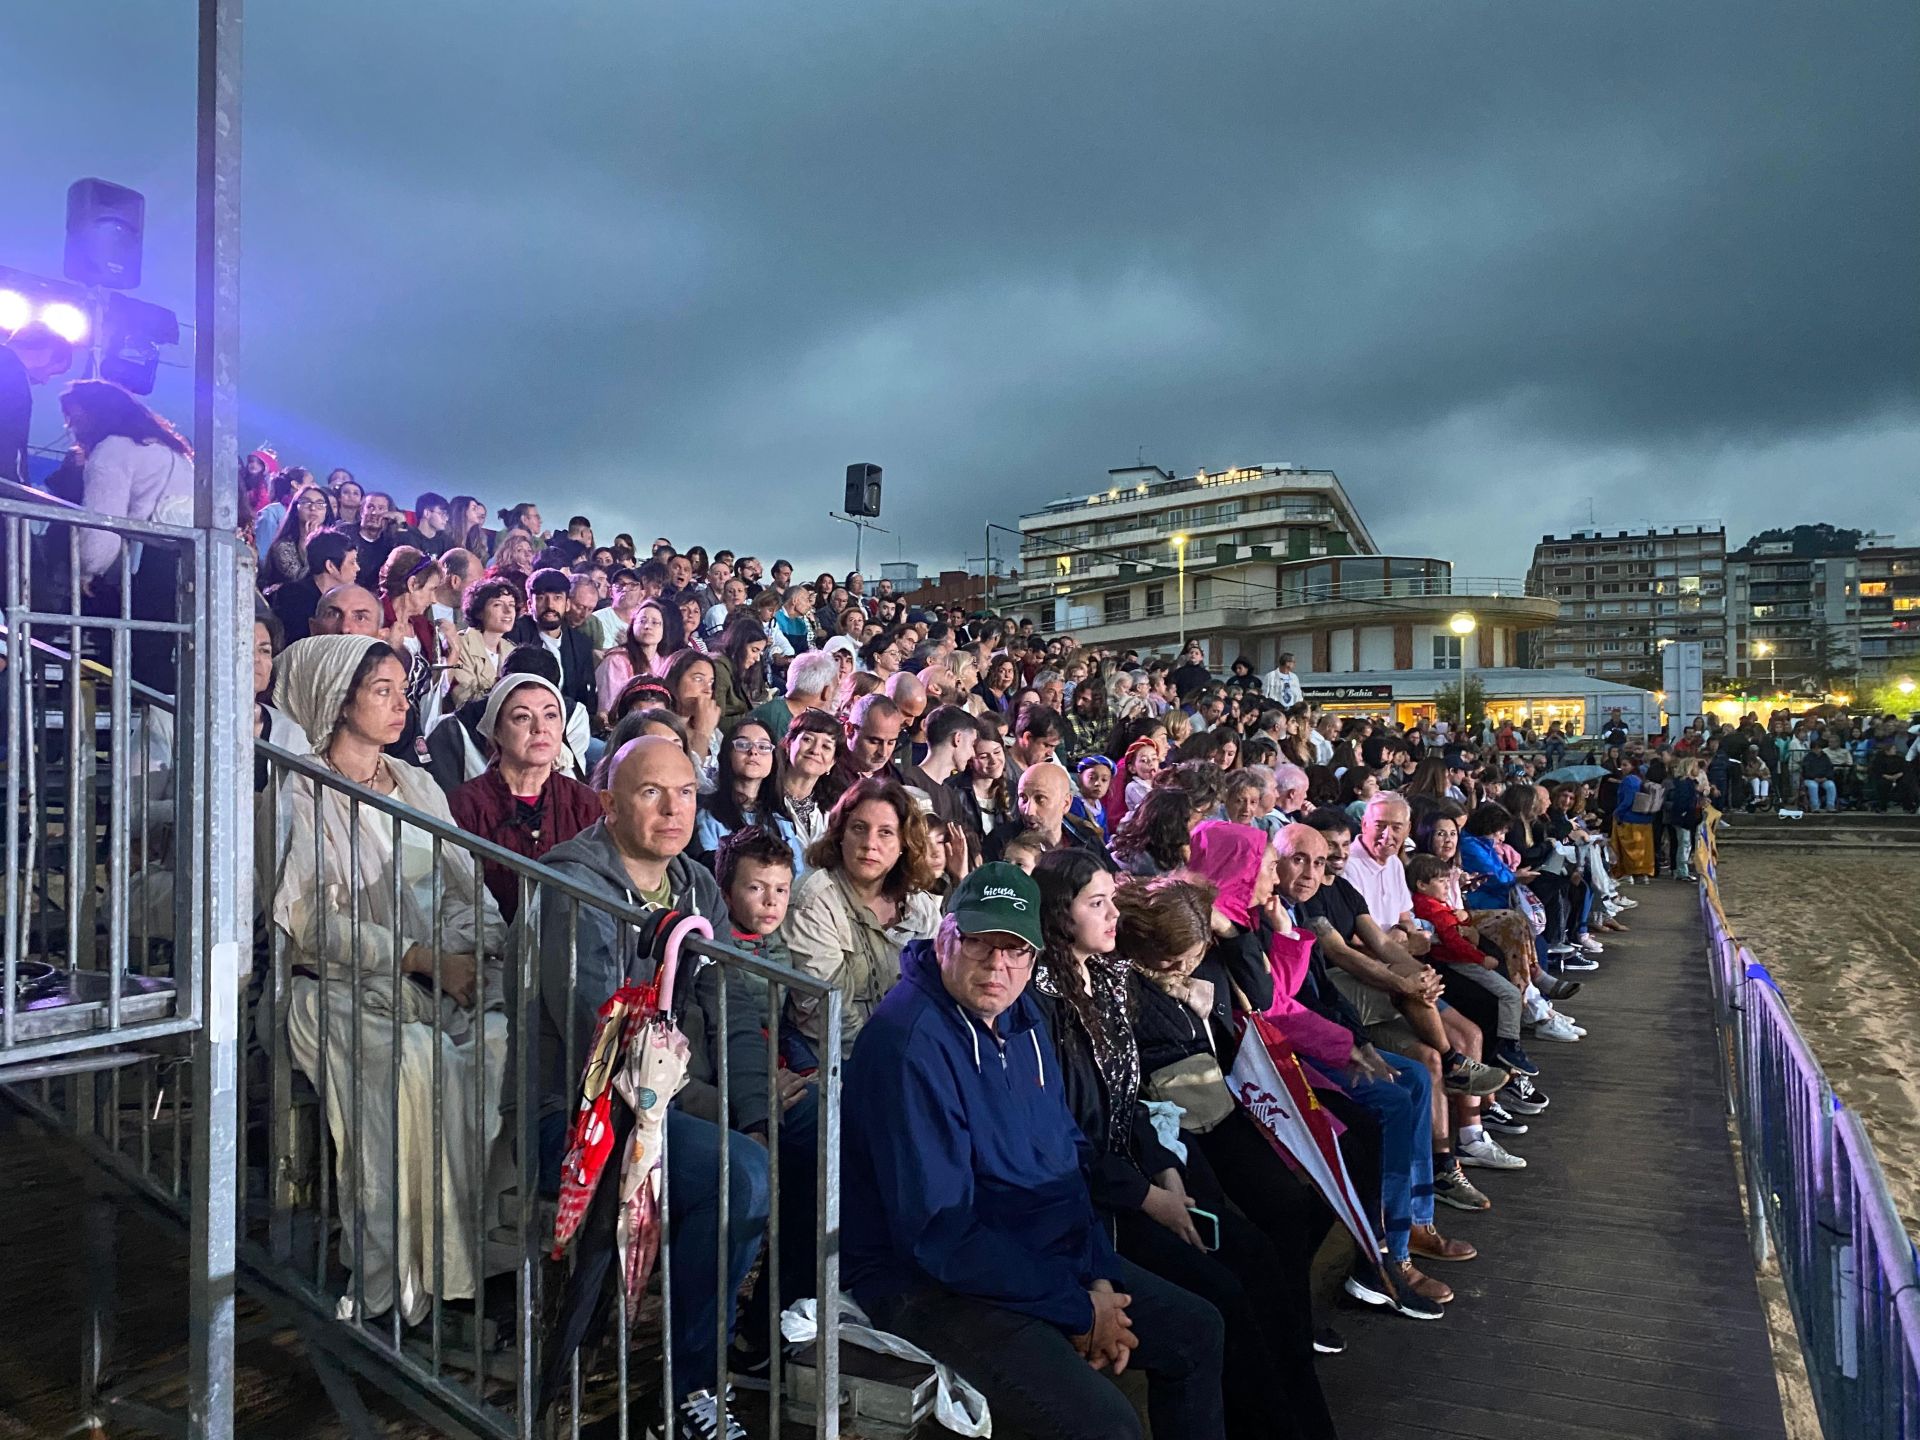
[11,2,1917,578]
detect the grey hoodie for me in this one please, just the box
[536,819,770,1134]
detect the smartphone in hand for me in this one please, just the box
[1188,1206,1221,1252]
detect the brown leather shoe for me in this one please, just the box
[1395,1258,1453,1305]
[1410,1223,1477,1262]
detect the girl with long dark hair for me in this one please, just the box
[1030,856,1339,1440]
[260,476,335,587]
[695,715,800,868]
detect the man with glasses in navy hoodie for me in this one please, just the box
[842,863,1227,1440]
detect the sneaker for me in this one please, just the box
[1531,1013,1581,1043]
[1547,943,1577,956]
[1459,1134,1527,1170]
[1613,895,1640,910]
[1343,1259,1446,1319]
[1501,1075,1550,1113]
[1433,1163,1492,1211]
[1573,935,1605,954]
[1493,1040,1540,1077]
[649,1389,748,1440]
[1313,1326,1348,1355]
[1560,953,1600,972]
[1483,1101,1529,1135]
[1443,1053,1512,1096]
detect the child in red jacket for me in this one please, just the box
[1407,854,1536,1077]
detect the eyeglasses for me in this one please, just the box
[729,739,776,755]
[958,936,1036,972]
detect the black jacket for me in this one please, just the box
[1028,975,1180,1215]
[507,617,596,714]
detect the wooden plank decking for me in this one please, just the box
[1319,877,1791,1440]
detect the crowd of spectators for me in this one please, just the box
[35,396,1915,1440]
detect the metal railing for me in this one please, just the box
[1696,816,1920,1440]
[1278,574,1535,607]
[2,497,211,1068]
[12,730,847,1439]
[2,491,252,1438]
[4,496,847,1438]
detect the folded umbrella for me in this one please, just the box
[540,908,711,1416]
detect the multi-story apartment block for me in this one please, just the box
[1526,526,1729,679]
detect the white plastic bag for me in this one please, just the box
[781,1294,993,1436]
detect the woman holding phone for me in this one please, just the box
[1030,850,1339,1440]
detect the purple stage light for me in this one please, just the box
[0,289,32,333]
[39,300,89,343]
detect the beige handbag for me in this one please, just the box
[1143,1052,1236,1133]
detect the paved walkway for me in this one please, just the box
[1319,878,1790,1439]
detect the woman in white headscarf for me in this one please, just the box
[267,633,510,1324]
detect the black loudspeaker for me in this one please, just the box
[64,178,146,290]
[844,463,883,517]
[100,294,181,395]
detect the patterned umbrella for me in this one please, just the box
[540,910,710,1412]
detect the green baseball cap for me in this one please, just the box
[944,862,1043,951]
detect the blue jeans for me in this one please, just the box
[1804,778,1837,810]
[1341,1054,1434,1261]
[541,1107,770,1396]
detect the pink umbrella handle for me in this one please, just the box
[654,913,713,1017]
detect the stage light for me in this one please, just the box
[0,289,31,332]
[39,301,89,343]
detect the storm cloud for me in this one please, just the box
[10,1,1916,575]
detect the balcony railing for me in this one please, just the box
[1277,575,1536,606]
[1013,574,1545,634]
[1018,466,1330,520]
[1020,506,1337,558]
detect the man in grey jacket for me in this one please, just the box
[537,736,770,1436]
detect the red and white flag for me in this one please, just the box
[1226,1012,1380,1263]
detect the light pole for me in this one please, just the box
[1172,533,1190,647]
[1899,676,1916,698]
[1754,639,1776,691]
[1449,611,1477,739]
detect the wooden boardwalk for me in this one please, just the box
[1319,878,1791,1440]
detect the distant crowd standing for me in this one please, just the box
[27,385,1917,1440]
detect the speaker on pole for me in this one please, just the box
[64,178,146,290]
[844,463,882,518]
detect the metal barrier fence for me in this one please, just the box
[2,489,252,1438]
[2,497,210,1070]
[4,495,845,1438]
[1696,815,1920,1440]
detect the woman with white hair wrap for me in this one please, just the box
[267,633,511,1324]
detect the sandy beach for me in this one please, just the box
[1715,849,1920,1236]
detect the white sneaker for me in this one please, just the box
[1458,1134,1528,1169]
[1574,935,1604,954]
[1613,895,1639,910]
[1532,1014,1581,1042]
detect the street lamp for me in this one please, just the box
[1899,676,1916,697]
[1172,533,1190,647]
[1449,611,1477,738]
[1753,639,1776,691]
